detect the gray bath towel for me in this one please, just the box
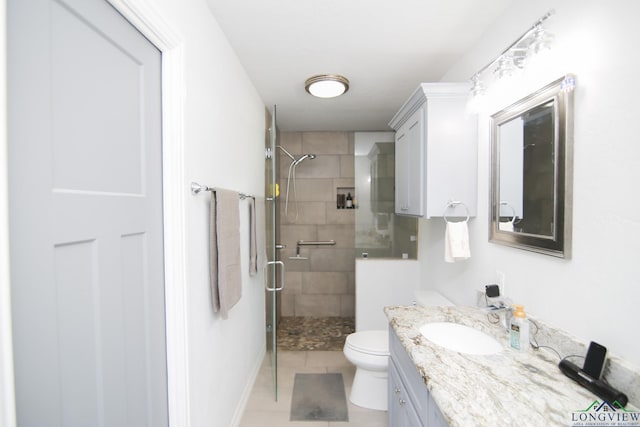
[210,189,242,318]
[248,197,258,276]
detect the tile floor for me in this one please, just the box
[239,350,388,427]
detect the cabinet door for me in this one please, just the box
[405,107,425,216]
[388,359,406,426]
[395,107,425,216]
[395,122,409,214]
[389,358,424,427]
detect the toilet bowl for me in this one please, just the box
[344,277,455,411]
[343,330,389,411]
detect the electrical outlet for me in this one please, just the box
[496,270,506,296]
[476,290,487,307]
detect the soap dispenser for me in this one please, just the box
[509,305,530,351]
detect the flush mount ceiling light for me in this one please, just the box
[305,74,350,98]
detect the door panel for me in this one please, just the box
[265,107,279,400]
[51,0,144,194]
[264,106,288,400]
[8,0,168,425]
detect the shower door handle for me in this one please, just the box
[265,260,285,292]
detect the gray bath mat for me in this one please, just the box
[290,373,349,421]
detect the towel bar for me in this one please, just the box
[191,182,253,200]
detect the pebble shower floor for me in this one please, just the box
[277,317,355,351]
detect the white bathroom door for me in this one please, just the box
[7,0,168,426]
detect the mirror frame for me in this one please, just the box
[489,75,575,258]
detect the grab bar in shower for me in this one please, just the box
[289,240,336,260]
[297,240,336,246]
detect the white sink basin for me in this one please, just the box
[419,322,502,355]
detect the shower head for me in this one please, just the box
[293,153,317,166]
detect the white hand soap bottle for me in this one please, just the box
[509,305,530,351]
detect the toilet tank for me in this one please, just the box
[355,260,420,331]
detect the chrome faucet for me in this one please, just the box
[487,305,514,331]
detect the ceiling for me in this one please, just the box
[206,0,514,131]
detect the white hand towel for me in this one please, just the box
[499,221,514,232]
[444,221,471,263]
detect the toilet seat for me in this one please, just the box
[345,330,389,356]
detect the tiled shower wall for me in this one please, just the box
[278,132,355,317]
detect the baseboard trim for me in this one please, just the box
[229,346,267,427]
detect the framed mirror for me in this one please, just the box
[489,75,575,258]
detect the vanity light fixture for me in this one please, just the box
[305,74,350,98]
[469,10,555,98]
[528,23,554,56]
[494,53,516,79]
[470,74,485,97]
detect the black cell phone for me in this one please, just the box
[582,341,607,380]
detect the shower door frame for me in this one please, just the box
[265,106,282,401]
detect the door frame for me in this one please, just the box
[0,1,190,426]
[1,3,15,426]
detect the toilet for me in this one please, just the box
[343,277,454,410]
[343,330,389,410]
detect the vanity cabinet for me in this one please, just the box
[389,328,448,427]
[389,83,477,218]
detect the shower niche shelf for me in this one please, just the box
[336,187,356,209]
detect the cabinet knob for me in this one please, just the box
[394,387,401,395]
[399,398,406,406]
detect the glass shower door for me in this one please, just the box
[265,106,282,400]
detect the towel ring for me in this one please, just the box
[499,201,517,224]
[443,200,470,224]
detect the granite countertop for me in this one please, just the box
[385,305,637,427]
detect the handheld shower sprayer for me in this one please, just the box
[275,147,318,222]
[276,146,316,165]
[293,153,317,166]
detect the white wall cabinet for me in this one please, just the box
[388,328,448,427]
[389,83,477,218]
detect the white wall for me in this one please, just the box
[144,1,268,426]
[419,0,640,367]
